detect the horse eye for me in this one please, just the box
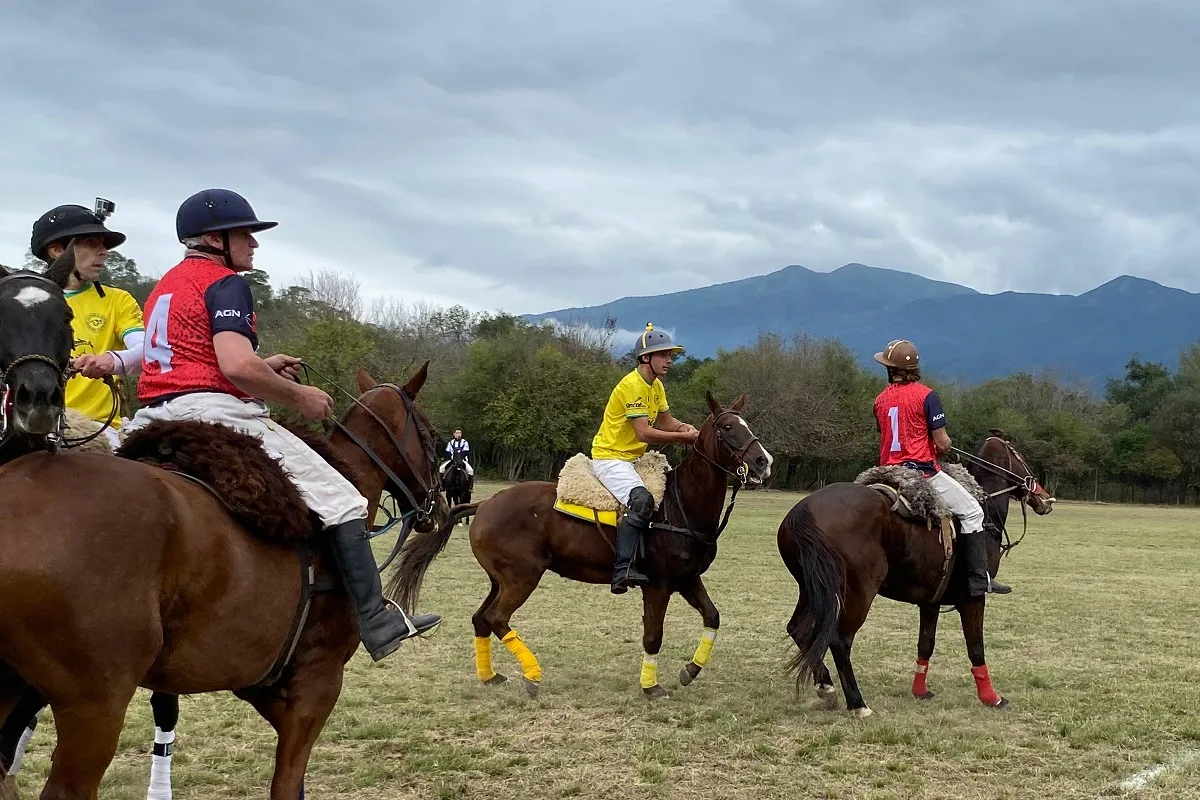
[723,424,731,430]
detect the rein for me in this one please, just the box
[296,363,440,571]
[951,437,1036,557]
[650,411,757,546]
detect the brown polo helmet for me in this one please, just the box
[873,339,920,370]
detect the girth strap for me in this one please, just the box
[252,542,316,689]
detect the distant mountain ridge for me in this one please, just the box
[522,263,1200,390]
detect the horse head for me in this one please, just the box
[347,361,445,532]
[0,256,74,439]
[698,391,773,485]
[976,429,1055,515]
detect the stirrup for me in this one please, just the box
[383,599,423,637]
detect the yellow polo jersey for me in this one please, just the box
[64,283,144,425]
[590,369,669,462]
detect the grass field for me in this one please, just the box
[14,481,1200,799]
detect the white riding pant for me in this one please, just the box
[439,459,474,476]
[928,470,985,534]
[124,392,368,527]
[591,459,645,506]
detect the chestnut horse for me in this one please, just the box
[388,392,773,699]
[0,278,444,800]
[779,434,1053,716]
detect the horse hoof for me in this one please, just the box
[483,674,508,686]
[523,678,540,698]
[915,690,936,701]
[989,697,1010,710]
[849,706,873,719]
[816,683,836,697]
[643,684,671,701]
[678,663,701,687]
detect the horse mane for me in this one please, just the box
[116,420,357,544]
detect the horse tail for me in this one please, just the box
[384,501,483,612]
[782,502,847,687]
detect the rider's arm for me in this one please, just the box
[654,410,690,432]
[925,391,952,454]
[631,415,696,445]
[107,329,145,376]
[207,276,307,407]
[214,333,309,406]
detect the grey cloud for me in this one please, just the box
[2,0,1199,315]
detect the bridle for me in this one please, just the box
[0,271,124,453]
[951,436,1047,556]
[298,363,440,571]
[652,410,762,546]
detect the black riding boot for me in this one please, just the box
[329,520,442,660]
[961,530,1010,596]
[611,514,650,594]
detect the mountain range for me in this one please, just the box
[523,263,1200,391]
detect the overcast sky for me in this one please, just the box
[3,0,1198,315]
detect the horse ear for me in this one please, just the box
[356,368,377,394]
[705,390,723,419]
[403,360,430,397]
[43,241,77,289]
[731,393,746,412]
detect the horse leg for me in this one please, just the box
[485,576,545,698]
[785,596,836,699]
[240,660,343,800]
[913,604,940,700]
[957,599,1008,709]
[677,577,718,688]
[639,586,672,701]
[147,692,179,800]
[1,688,46,778]
[40,691,136,800]
[828,592,875,717]
[471,579,507,686]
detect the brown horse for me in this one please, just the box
[388,391,773,699]
[0,352,444,800]
[778,434,1054,717]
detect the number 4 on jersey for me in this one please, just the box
[145,293,175,373]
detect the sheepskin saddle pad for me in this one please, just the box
[853,462,986,526]
[554,451,670,526]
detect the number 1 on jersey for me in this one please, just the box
[887,406,901,452]
[145,293,175,373]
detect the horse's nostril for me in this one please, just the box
[756,455,768,467]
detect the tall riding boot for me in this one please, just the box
[611,515,650,594]
[961,530,1010,596]
[329,520,442,660]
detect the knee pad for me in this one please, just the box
[627,486,655,520]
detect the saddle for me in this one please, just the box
[553,451,669,527]
[853,463,987,602]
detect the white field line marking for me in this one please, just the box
[1118,748,1200,792]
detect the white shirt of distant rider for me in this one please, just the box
[446,438,469,459]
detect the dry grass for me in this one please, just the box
[13,483,1200,798]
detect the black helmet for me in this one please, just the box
[30,205,125,262]
[632,322,684,359]
[176,189,277,241]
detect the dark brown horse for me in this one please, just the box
[0,349,444,800]
[778,434,1054,717]
[388,392,773,699]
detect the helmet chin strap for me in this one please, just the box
[191,230,234,268]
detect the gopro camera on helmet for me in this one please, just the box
[94,197,116,220]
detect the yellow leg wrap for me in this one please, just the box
[691,627,718,668]
[474,636,497,682]
[640,654,659,689]
[501,630,542,682]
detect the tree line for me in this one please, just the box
[13,251,1200,504]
